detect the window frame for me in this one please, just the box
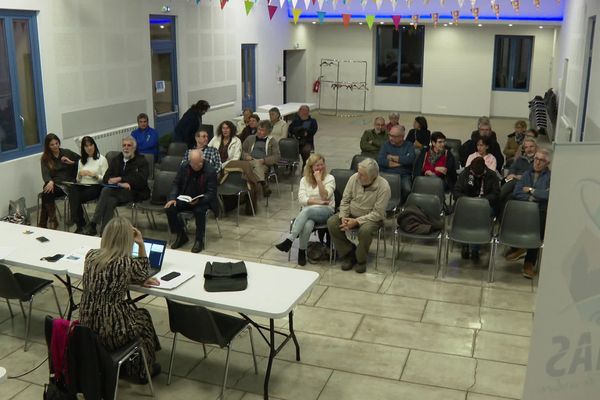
[374,25,425,88]
[0,9,46,162]
[492,34,535,92]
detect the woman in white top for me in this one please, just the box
[269,107,288,141]
[68,136,108,233]
[466,135,497,172]
[275,153,335,266]
[208,120,242,168]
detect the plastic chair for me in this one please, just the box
[350,154,369,172]
[445,139,462,170]
[392,193,444,276]
[142,153,155,181]
[330,169,354,211]
[177,208,223,249]
[379,172,402,217]
[277,138,301,193]
[105,151,121,165]
[134,170,176,229]
[165,299,258,398]
[218,171,255,226]
[157,155,183,172]
[167,142,188,157]
[0,264,61,351]
[412,175,446,212]
[443,197,493,277]
[488,200,542,282]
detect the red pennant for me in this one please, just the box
[312,0,317,4]
[268,4,278,20]
[392,15,401,30]
[220,0,227,9]
[342,13,352,27]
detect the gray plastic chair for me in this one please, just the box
[392,193,444,276]
[412,175,446,212]
[142,153,155,181]
[218,171,255,226]
[277,138,301,193]
[488,200,542,282]
[167,142,188,157]
[134,170,176,229]
[330,169,354,211]
[445,139,462,170]
[105,151,121,164]
[158,155,184,172]
[350,154,368,172]
[380,172,402,216]
[443,197,493,277]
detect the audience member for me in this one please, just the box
[173,100,210,149]
[503,120,527,167]
[165,150,218,253]
[39,133,80,229]
[68,136,108,233]
[360,117,387,158]
[377,125,415,203]
[275,154,335,266]
[386,112,400,132]
[406,116,431,149]
[288,104,318,168]
[208,121,242,168]
[460,118,504,172]
[79,217,161,382]
[237,113,259,143]
[184,130,222,174]
[499,137,537,209]
[453,156,500,261]
[83,137,150,236]
[269,107,288,141]
[466,136,497,172]
[413,131,457,190]
[327,158,391,273]
[507,148,551,279]
[131,113,159,161]
[236,108,253,133]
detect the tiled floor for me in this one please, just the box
[0,112,538,400]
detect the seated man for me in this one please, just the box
[131,113,159,161]
[327,158,391,274]
[288,104,318,169]
[459,118,504,172]
[377,125,415,203]
[165,150,217,253]
[386,112,399,132]
[507,148,551,279]
[360,117,387,158]
[413,131,457,191]
[453,156,501,261]
[83,137,150,235]
[236,108,253,134]
[499,137,537,209]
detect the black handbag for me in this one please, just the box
[203,261,248,292]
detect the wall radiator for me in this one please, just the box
[71,124,137,154]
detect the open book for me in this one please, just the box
[177,194,204,203]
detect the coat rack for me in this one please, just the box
[318,58,368,117]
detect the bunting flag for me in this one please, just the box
[317,10,326,23]
[331,0,338,9]
[440,0,446,5]
[365,15,375,29]
[245,0,255,15]
[493,3,500,18]
[423,0,430,4]
[390,0,398,10]
[268,4,278,19]
[361,0,368,9]
[533,0,541,7]
[312,0,317,4]
[411,15,419,27]
[392,15,401,30]
[318,0,325,9]
[375,0,383,9]
[451,9,460,23]
[279,0,286,7]
[511,0,520,12]
[471,7,479,23]
[457,0,464,7]
[220,0,228,9]
[342,13,352,27]
[195,0,201,5]
[292,8,302,23]
[406,0,413,8]
[432,12,439,27]
[291,0,299,8]
[470,0,476,7]
[303,0,311,9]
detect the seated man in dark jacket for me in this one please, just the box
[83,137,150,235]
[459,119,504,173]
[453,156,501,261]
[165,149,217,253]
[499,137,537,210]
[413,131,457,191]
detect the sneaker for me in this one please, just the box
[506,248,527,261]
[522,262,536,279]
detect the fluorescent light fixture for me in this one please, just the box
[508,23,513,26]
[539,25,543,29]
[478,23,482,27]
[444,23,448,27]
[359,22,363,25]
[312,21,316,24]
[379,21,384,24]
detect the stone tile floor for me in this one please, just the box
[0,112,538,399]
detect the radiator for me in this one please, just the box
[72,124,137,154]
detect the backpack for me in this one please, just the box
[306,241,330,264]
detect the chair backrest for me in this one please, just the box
[158,155,183,172]
[330,169,355,211]
[167,142,188,156]
[445,138,462,151]
[380,172,402,212]
[142,153,155,180]
[105,151,121,165]
[166,299,226,346]
[278,138,300,162]
[218,171,248,196]
[414,147,421,160]
[498,200,542,248]
[449,197,492,243]
[404,193,443,223]
[151,170,176,204]
[350,154,368,172]
[0,264,24,300]
[412,175,445,206]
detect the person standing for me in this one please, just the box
[173,100,210,149]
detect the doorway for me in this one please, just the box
[283,49,307,104]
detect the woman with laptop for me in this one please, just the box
[79,217,161,383]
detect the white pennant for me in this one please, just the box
[279,0,286,7]
[291,0,299,8]
[390,0,398,10]
[361,0,368,9]
[318,0,325,8]
[331,0,338,9]
[303,0,311,9]
[457,0,465,7]
[376,0,383,9]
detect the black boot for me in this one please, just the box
[171,232,189,249]
[191,240,204,253]
[298,249,307,266]
[461,244,470,259]
[83,222,97,236]
[276,239,293,253]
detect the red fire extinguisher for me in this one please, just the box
[312,79,321,93]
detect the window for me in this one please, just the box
[0,10,45,161]
[375,25,425,86]
[493,35,534,91]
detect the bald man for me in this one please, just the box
[165,149,218,253]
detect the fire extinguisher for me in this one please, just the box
[312,79,321,93]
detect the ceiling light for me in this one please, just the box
[359,22,363,25]
[312,21,316,24]
[448,22,453,25]
[478,23,482,27]
[539,25,543,29]
[159,25,165,29]
[444,23,448,27]
[508,23,513,27]
[379,22,384,25]
[409,22,414,25]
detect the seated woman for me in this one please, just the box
[406,116,431,149]
[465,135,497,172]
[269,107,288,141]
[413,131,457,191]
[275,154,335,266]
[68,136,108,233]
[503,120,527,168]
[39,133,80,229]
[184,129,222,174]
[208,120,242,168]
[79,217,161,382]
[237,113,259,143]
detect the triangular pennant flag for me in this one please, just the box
[375,0,383,9]
[317,10,326,23]
[423,0,430,4]
[406,0,413,8]
[195,0,201,5]
[292,8,302,23]
[471,6,479,22]
[451,9,460,23]
[279,0,286,7]
[470,0,476,7]
[268,4,278,19]
[312,0,317,4]
[411,15,419,27]
[331,0,338,9]
[365,15,375,29]
[318,0,325,9]
[432,12,439,27]
[392,15,401,30]
[245,0,254,15]
[390,0,398,9]
[440,0,446,5]
[342,13,352,27]
[457,0,464,7]
[303,0,311,9]
[361,0,368,9]
[291,0,299,8]
[493,3,500,18]
[220,0,227,9]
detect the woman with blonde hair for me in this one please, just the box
[275,153,335,265]
[79,217,161,382]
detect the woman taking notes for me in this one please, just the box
[275,154,335,266]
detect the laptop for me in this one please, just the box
[132,238,167,275]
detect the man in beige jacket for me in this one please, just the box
[327,158,391,273]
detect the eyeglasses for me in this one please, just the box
[533,157,548,162]
[389,134,403,138]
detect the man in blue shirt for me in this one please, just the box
[131,113,159,161]
[377,125,415,203]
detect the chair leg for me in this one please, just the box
[375,229,381,270]
[24,299,33,352]
[19,301,26,318]
[247,192,256,216]
[435,237,442,278]
[391,232,397,273]
[6,299,14,318]
[139,347,155,398]
[236,194,241,227]
[221,345,232,399]
[248,326,258,374]
[202,344,207,359]
[443,236,450,278]
[215,217,223,238]
[51,285,63,318]
[167,332,178,385]
[487,239,497,283]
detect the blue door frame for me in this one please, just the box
[241,44,256,111]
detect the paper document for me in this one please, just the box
[177,194,204,203]
[64,246,92,263]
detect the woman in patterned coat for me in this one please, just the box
[79,217,161,381]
